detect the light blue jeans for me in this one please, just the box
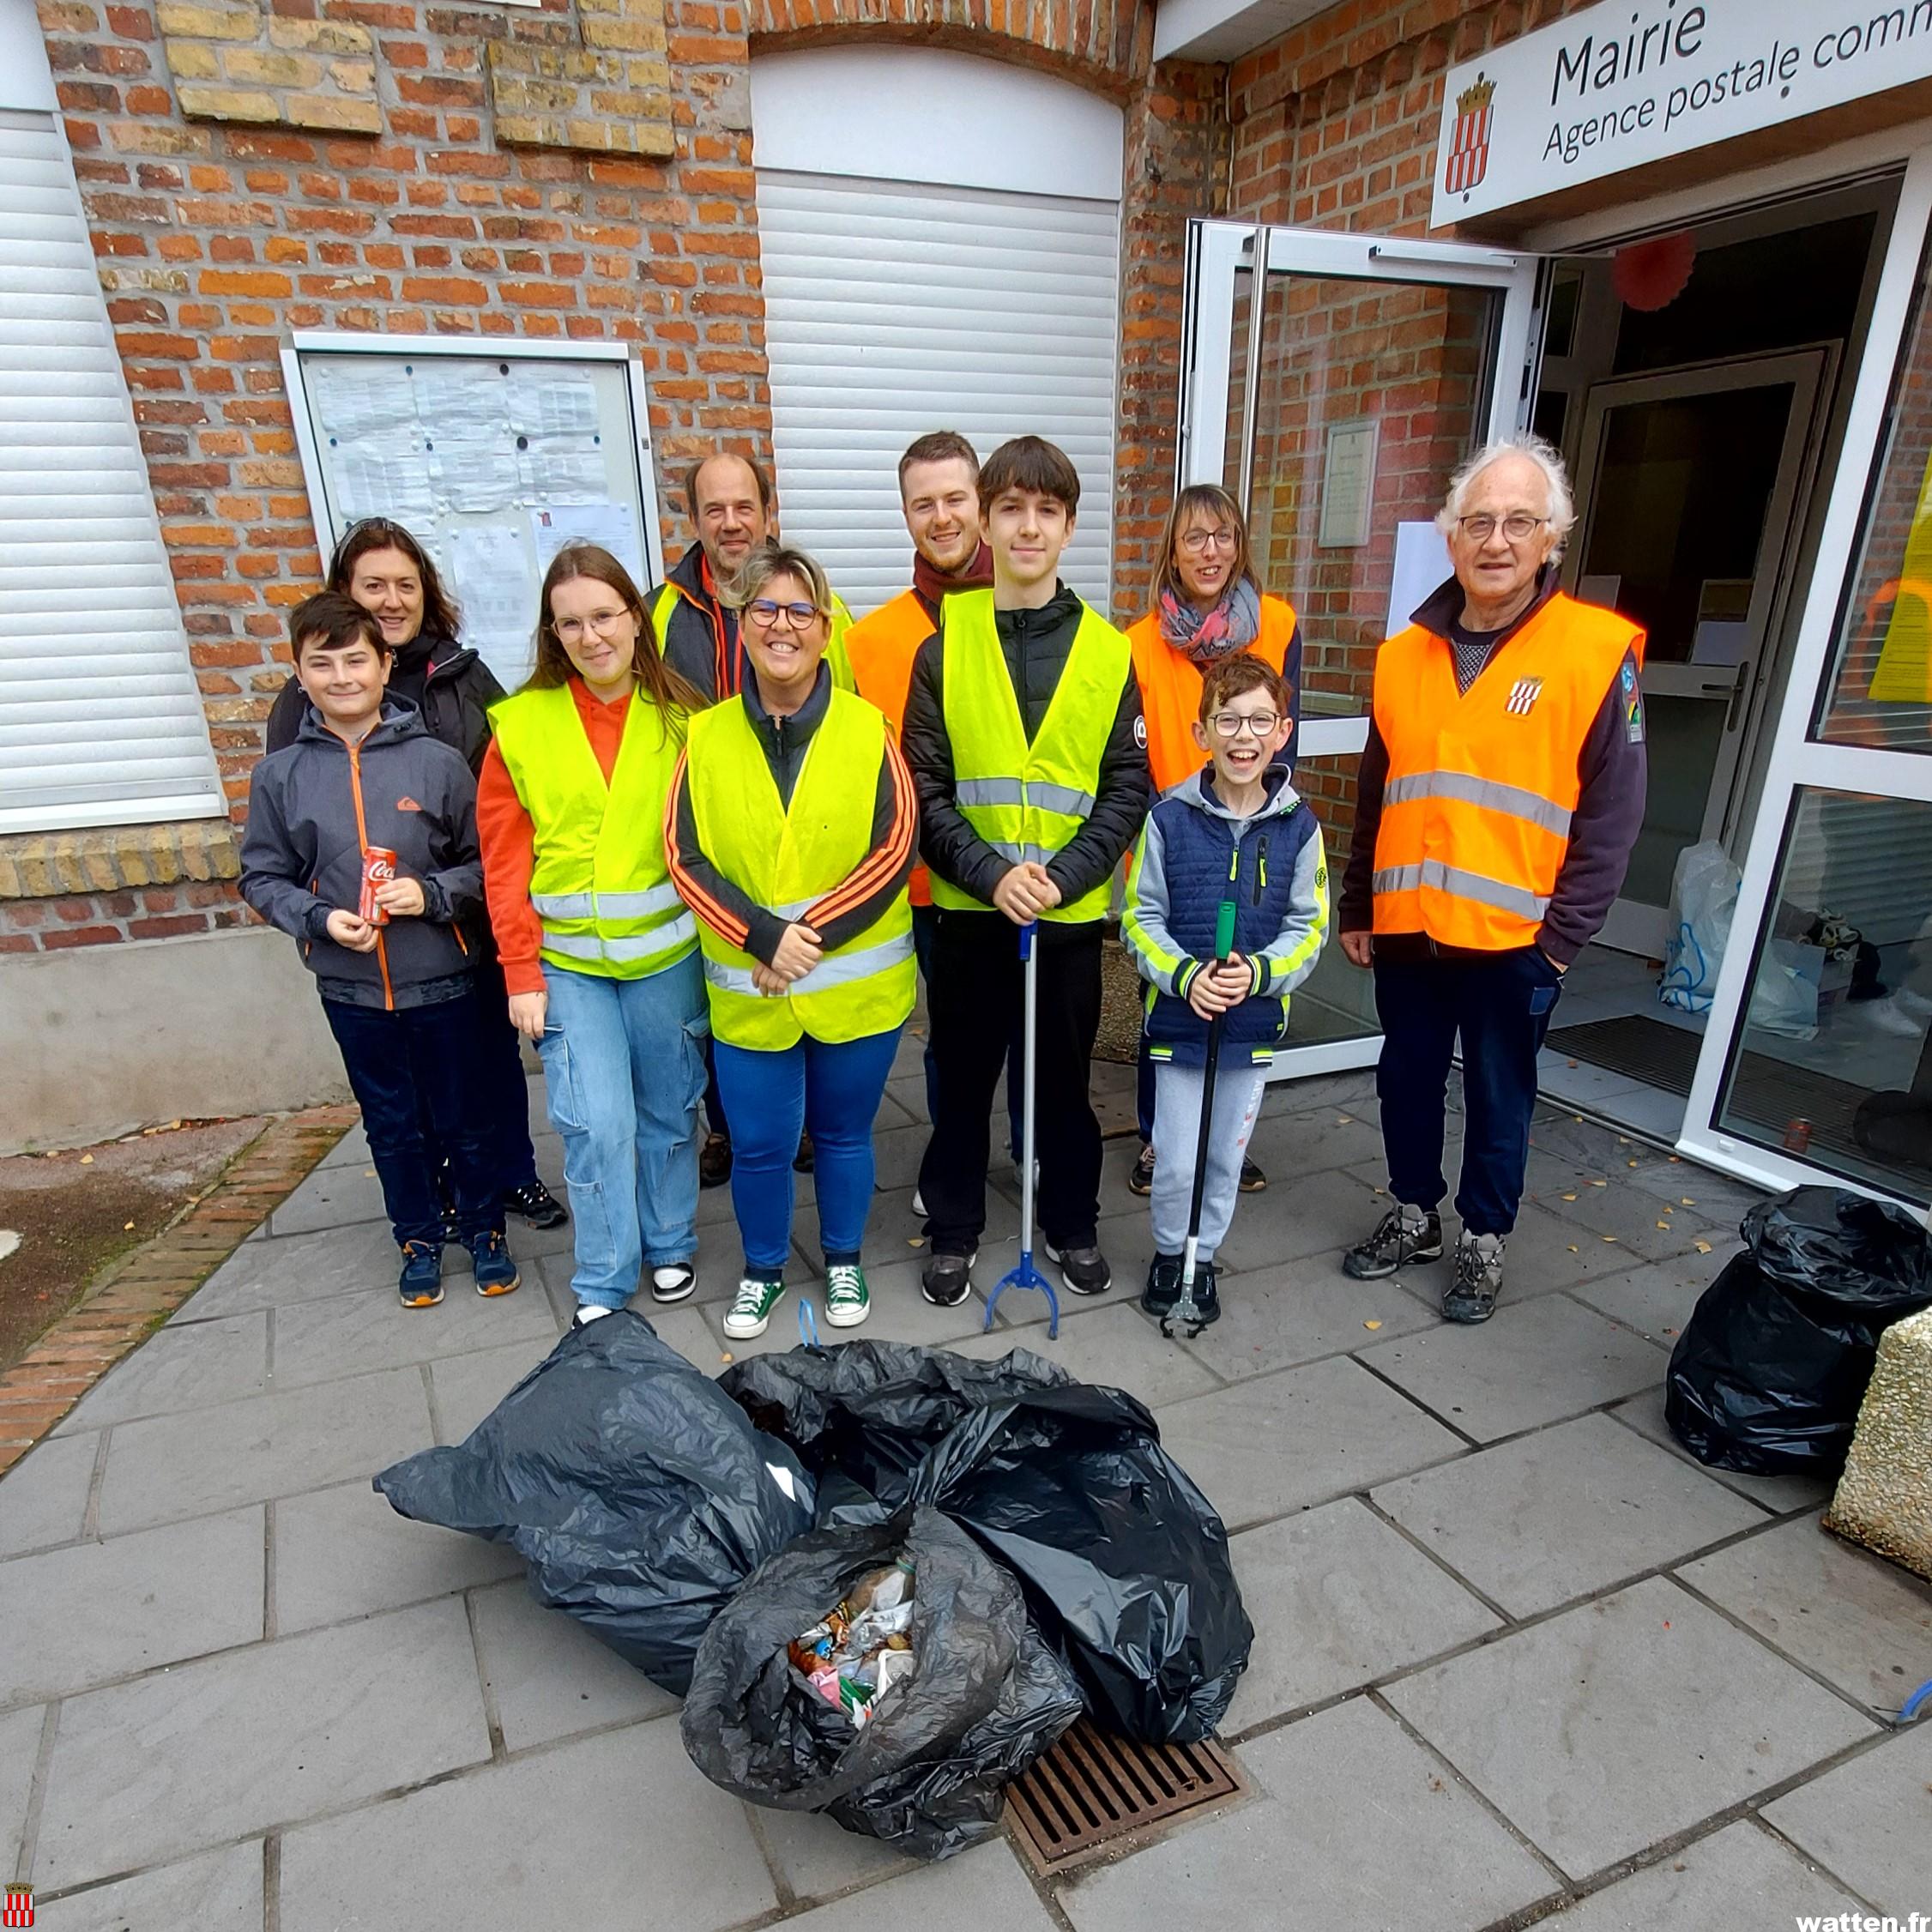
[1150,1060,1268,1264]
[536,955,707,1308]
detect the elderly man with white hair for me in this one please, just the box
[1337,434,1647,1324]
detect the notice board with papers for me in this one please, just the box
[284,334,667,688]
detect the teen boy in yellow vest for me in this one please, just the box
[902,436,1150,1307]
[1338,438,1646,1325]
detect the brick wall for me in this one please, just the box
[0,821,245,954]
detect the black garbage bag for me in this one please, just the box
[916,1383,1252,1743]
[718,1340,1072,1521]
[1665,1186,1932,1476]
[374,1311,813,1694]
[681,1506,1083,1860]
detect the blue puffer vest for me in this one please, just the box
[1144,772,1319,1067]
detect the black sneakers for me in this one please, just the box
[1128,1144,1156,1196]
[1184,1260,1222,1327]
[920,1250,975,1307]
[1442,1231,1506,1324]
[1342,1204,1444,1280]
[794,1131,815,1174]
[1042,1241,1111,1296]
[504,1180,568,1229]
[699,1132,733,1189]
[1238,1156,1267,1193]
[1141,1253,1182,1317]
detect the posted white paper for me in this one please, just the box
[517,438,607,504]
[508,371,601,439]
[430,430,521,514]
[1386,520,1453,635]
[528,502,647,589]
[332,432,436,524]
[311,364,416,441]
[448,525,538,685]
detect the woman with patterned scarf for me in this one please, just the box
[1124,483,1301,1196]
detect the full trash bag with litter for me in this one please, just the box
[915,1380,1253,1742]
[680,1506,1084,1859]
[373,1311,814,1694]
[1666,1186,1932,1476]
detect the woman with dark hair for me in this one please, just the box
[480,544,711,1323]
[667,545,918,1339]
[1124,482,1302,1197]
[269,517,568,1235]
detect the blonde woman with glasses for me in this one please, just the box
[1124,483,1302,1196]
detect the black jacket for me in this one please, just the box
[268,630,505,776]
[901,583,1150,913]
[240,702,483,1011]
[655,544,741,702]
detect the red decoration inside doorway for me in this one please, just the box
[1613,231,1697,311]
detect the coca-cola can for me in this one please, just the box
[359,845,396,927]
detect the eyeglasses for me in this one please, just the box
[746,599,824,630]
[553,607,631,643]
[1209,710,1280,739]
[1179,528,1241,555]
[1456,512,1547,543]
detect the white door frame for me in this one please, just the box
[1568,348,1830,957]
[1676,147,1932,1205]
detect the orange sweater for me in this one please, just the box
[477,678,630,997]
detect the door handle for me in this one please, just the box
[1725,663,1754,732]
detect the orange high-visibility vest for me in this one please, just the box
[1126,595,1297,794]
[1370,592,1645,951]
[844,585,937,908]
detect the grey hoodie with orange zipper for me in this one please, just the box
[239,700,484,1011]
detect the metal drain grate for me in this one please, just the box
[1004,1721,1247,1875]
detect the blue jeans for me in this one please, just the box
[713,1026,903,1273]
[536,956,707,1308]
[323,986,501,1250]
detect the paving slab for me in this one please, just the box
[1371,1412,1764,1618]
[1678,1513,1932,1715]
[179,1220,404,1319]
[1622,1157,1766,1225]
[945,1301,1221,1407]
[95,1366,433,1535]
[316,1121,369,1169]
[1528,1819,1851,1930]
[275,1478,519,1632]
[1243,1106,1386,1178]
[1176,1253,1438,1382]
[0,1703,45,1881]
[469,1577,678,1749]
[747,1802,913,1904]
[1223,1498,1501,1731]
[1384,1576,1878,1880]
[1361,1293,1665,1443]
[36,1840,264,1930]
[272,1277,558,1389]
[54,1311,270,1434]
[0,1432,97,1556]
[1517,1166,1727,1262]
[268,1159,390,1235]
[1567,1249,1741,1347]
[1761,1722,1932,1917]
[33,1597,490,1889]
[1608,1387,1834,1515]
[1061,1697,1555,1932]
[1488,1196,1695,1294]
[780,1839,1056,1932]
[1204,1167,1388,1276]
[1152,1355,1466,1531]
[0,1506,263,1704]
[277,1718,775,1932]
[426,1333,559,1442]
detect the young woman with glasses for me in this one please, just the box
[1123,482,1303,1197]
[269,516,569,1239]
[479,544,711,1324]
[667,546,918,1340]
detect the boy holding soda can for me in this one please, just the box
[240,593,520,1307]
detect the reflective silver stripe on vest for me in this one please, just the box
[703,930,915,998]
[956,777,1096,818]
[771,897,817,921]
[531,882,683,921]
[541,914,696,963]
[1372,861,1550,922]
[1381,770,1573,838]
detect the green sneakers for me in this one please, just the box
[824,1262,871,1329]
[723,1273,787,1339]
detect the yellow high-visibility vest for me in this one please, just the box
[489,683,694,980]
[928,587,1130,923]
[684,687,914,1049]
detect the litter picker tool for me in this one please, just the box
[982,917,1060,1339]
[1164,896,1238,1340]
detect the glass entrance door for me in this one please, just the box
[1567,352,1828,957]
[1180,223,1540,1074]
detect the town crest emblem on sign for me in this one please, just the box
[1445,73,1494,197]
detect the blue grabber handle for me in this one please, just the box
[797,1299,820,1349]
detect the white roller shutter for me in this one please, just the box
[0,105,225,835]
[756,170,1120,619]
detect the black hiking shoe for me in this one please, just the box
[504,1179,567,1229]
[1442,1230,1506,1325]
[1342,1204,1444,1280]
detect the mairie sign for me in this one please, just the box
[1432,0,1932,224]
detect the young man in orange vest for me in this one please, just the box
[1337,437,1646,1325]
